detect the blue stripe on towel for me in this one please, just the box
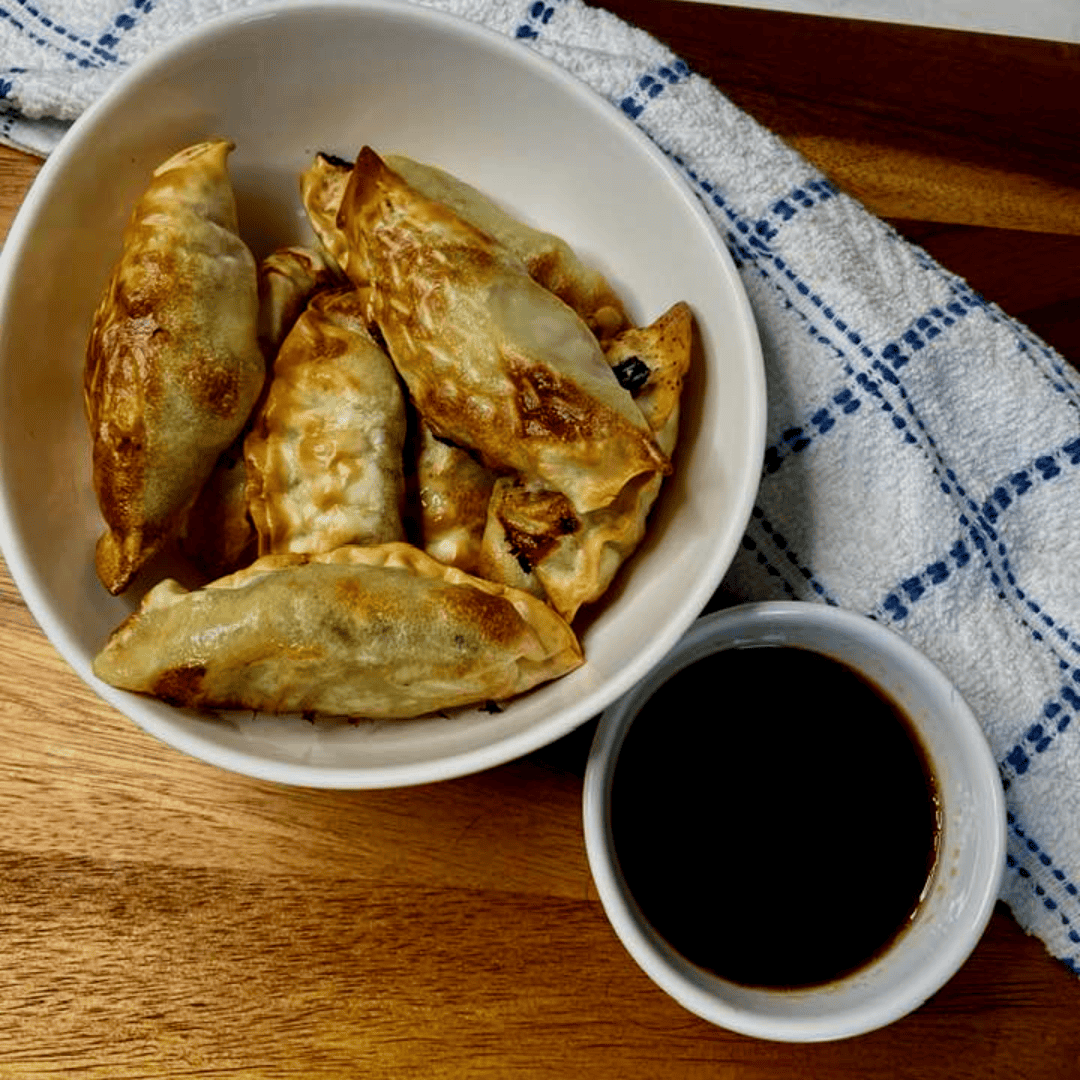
[618,58,690,120]
[1006,814,1080,968]
[745,505,838,604]
[515,0,565,40]
[0,5,97,67]
[878,439,1080,629]
[738,531,801,601]
[910,245,1080,409]
[93,0,155,58]
[1,0,118,67]
[1001,686,1077,784]
[758,179,840,240]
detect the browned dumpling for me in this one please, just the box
[415,420,498,575]
[256,243,346,359]
[301,150,630,341]
[479,302,693,621]
[244,288,407,556]
[383,154,629,341]
[299,152,353,276]
[477,479,569,601]
[604,302,694,450]
[177,442,256,581]
[84,139,265,594]
[336,147,669,516]
[92,542,583,719]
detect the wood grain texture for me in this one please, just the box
[0,146,41,245]
[1,4,1079,1076]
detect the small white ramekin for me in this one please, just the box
[583,601,1005,1042]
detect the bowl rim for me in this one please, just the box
[582,600,1007,1040]
[0,0,766,788]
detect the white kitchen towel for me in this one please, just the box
[3,0,1079,976]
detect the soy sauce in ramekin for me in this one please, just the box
[610,645,941,988]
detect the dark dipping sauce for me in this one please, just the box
[610,645,940,989]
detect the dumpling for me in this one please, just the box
[91,542,583,719]
[605,301,694,448]
[177,243,348,577]
[177,440,256,581]
[179,243,346,576]
[299,152,354,276]
[243,288,408,556]
[384,153,629,340]
[303,150,630,340]
[479,302,693,621]
[477,478,569,601]
[84,138,265,594]
[336,147,669,515]
[415,420,498,574]
[256,243,346,359]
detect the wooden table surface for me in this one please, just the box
[2,3,1079,1077]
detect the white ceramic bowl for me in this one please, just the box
[583,602,1006,1042]
[0,1,764,788]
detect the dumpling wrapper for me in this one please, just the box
[92,542,584,719]
[477,478,569,601]
[177,440,256,581]
[299,153,353,276]
[336,147,669,516]
[604,301,693,451]
[256,243,346,359]
[383,154,629,341]
[302,150,630,341]
[244,288,408,556]
[84,139,265,594]
[479,302,694,621]
[415,420,498,575]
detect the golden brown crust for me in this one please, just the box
[243,288,408,557]
[477,302,694,621]
[92,542,583,718]
[84,139,265,594]
[415,421,498,574]
[336,147,668,515]
[299,153,354,276]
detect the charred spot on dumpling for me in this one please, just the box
[508,364,602,442]
[503,521,558,573]
[496,485,577,569]
[611,355,651,396]
[152,663,207,706]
